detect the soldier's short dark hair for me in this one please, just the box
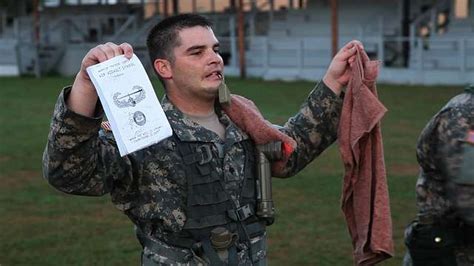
[146,14,213,71]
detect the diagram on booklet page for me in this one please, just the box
[113,85,146,108]
[132,111,147,126]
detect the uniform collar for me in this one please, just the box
[161,96,249,144]
[465,84,474,94]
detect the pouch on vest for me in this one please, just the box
[449,138,474,226]
[176,139,267,264]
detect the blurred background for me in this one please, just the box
[0,0,472,265]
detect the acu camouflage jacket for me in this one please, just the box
[43,81,343,264]
[415,86,474,222]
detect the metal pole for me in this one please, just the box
[263,37,268,69]
[297,39,303,71]
[330,0,338,57]
[155,0,160,16]
[460,38,466,72]
[192,0,197,13]
[211,0,215,13]
[164,0,169,17]
[33,0,41,78]
[230,0,237,12]
[237,0,246,78]
[229,16,237,67]
[172,0,179,15]
[269,0,274,24]
[249,0,256,37]
[401,0,410,67]
[1,10,5,35]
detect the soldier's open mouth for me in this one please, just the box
[205,71,223,80]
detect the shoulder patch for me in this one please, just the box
[101,121,112,132]
[466,130,474,144]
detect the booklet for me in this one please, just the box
[86,54,172,156]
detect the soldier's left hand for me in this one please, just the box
[323,40,365,95]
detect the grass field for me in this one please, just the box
[0,76,464,265]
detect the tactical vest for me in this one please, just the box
[449,128,474,226]
[155,136,268,265]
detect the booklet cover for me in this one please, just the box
[86,54,172,156]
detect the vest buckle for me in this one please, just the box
[228,204,253,221]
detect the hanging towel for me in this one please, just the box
[222,95,297,176]
[338,47,394,265]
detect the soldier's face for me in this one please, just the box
[169,26,224,101]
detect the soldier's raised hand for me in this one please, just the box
[69,42,133,117]
[323,40,364,96]
[78,42,134,83]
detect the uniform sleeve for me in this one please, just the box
[416,113,443,178]
[416,93,474,220]
[415,108,457,216]
[277,81,343,177]
[42,86,132,197]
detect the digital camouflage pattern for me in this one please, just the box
[415,87,474,220]
[43,81,343,265]
[404,86,474,266]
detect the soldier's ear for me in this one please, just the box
[154,59,172,79]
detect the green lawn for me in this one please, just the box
[0,76,463,265]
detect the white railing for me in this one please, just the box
[236,35,474,72]
[242,36,382,68]
[411,37,474,71]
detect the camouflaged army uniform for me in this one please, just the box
[43,81,343,265]
[404,85,474,266]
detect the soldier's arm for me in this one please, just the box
[436,99,474,223]
[276,81,343,177]
[42,42,134,196]
[414,109,450,215]
[435,104,470,178]
[42,87,131,196]
[274,40,362,177]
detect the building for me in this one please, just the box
[0,0,473,85]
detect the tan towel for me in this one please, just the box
[222,95,297,176]
[338,47,394,265]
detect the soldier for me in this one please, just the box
[404,84,474,266]
[43,14,363,265]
